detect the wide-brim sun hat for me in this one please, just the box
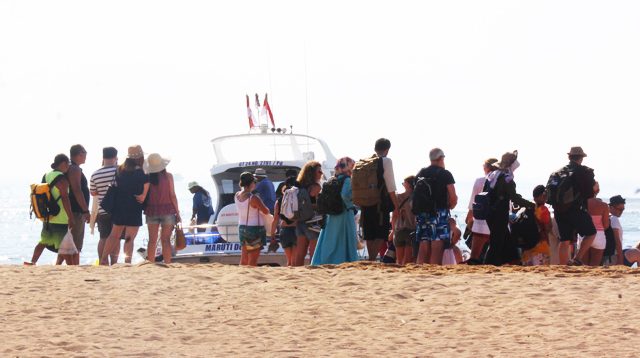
[188,181,200,190]
[254,168,267,178]
[144,153,171,174]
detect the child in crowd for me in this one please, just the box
[443,217,462,265]
[521,185,551,265]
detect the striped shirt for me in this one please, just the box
[90,165,117,215]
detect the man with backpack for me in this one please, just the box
[26,154,75,265]
[548,147,596,265]
[352,138,399,261]
[414,148,457,265]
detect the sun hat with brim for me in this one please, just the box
[127,145,144,159]
[254,168,267,177]
[144,153,171,174]
[188,181,200,190]
[567,146,587,157]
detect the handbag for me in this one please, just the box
[100,179,118,214]
[175,223,186,251]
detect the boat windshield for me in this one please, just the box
[211,134,332,166]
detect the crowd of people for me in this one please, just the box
[26,144,213,266]
[28,140,636,269]
[239,139,635,268]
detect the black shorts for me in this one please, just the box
[361,206,390,241]
[97,213,113,240]
[555,208,597,242]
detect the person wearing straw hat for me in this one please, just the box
[100,145,149,265]
[144,153,181,264]
[188,181,214,232]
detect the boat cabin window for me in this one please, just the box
[221,179,235,194]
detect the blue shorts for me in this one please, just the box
[416,209,451,243]
[296,221,319,241]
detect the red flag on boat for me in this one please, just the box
[246,94,255,128]
[263,93,275,127]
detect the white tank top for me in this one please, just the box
[235,193,262,226]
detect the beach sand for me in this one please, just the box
[2,263,640,357]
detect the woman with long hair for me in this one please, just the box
[100,145,149,265]
[311,157,359,265]
[581,181,609,266]
[235,172,270,266]
[465,158,498,264]
[392,175,417,265]
[295,160,323,266]
[271,176,298,266]
[145,153,181,264]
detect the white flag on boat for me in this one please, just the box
[246,94,256,128]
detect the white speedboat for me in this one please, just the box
[172,125,338,265]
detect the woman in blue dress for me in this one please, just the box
[311,157,359,265]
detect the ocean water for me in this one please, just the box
[2,182,639,265]
[0,179,196,266]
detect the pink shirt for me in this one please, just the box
[145,172,177,216]
[591,215,605,231]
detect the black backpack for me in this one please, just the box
[603,223,616,257]
[472,174,502,221]
[411,168,441,215]
[317,176,346,216]
[510,207,540,250]
[546,166,580,213]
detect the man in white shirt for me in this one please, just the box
[90,147,120,263]
[360,138,399,261]
[607,195,626,265]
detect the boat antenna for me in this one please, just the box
[303,42,310,150]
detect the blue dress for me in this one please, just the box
[311,176,360,265]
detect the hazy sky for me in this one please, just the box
[2,0,639,205]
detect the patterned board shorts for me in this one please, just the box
[416,209,451,242]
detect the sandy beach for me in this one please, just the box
[2,263,640,357]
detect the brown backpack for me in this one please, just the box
[351,155,384,207]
